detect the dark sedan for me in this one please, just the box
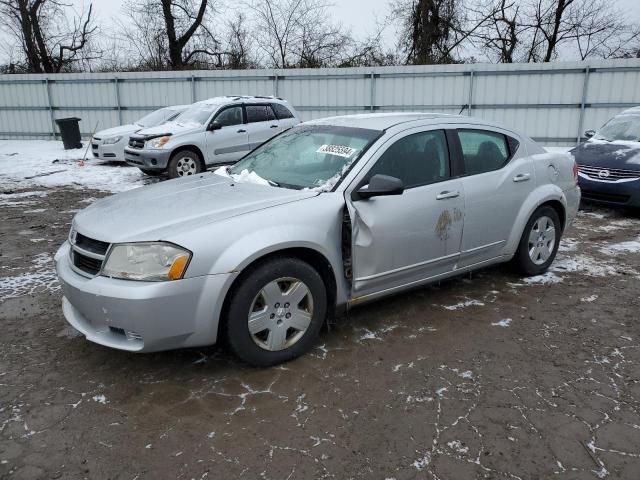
[571,107,640,208]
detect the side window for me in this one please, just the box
[214,106,243,127]
[366,130,450,189]
[458,129,509,175]
[272,103,294,119]
[246,105,276,123]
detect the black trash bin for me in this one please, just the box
[55,117,83,150]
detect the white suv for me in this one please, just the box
[124,96,300,178]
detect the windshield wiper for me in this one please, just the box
[267,179,280,187]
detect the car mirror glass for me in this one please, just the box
[208,121,222,131]
[584,129,596,139]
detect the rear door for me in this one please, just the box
[205,105,248,165]
[453,128,534,267]
[245,104,280,149]
[271,103,299,130]
[346,128,465,299]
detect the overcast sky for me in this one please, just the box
[2,0,640,64]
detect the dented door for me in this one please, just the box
[347,180,465,300]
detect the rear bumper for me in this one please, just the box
[564,185,581,228]
[124,148,172,170]
[55,242,236,352]
[578,175,640,207]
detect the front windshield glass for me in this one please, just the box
[227,125,381,190]
[136,108,169,128]
[595,116,640,142]
[174,103,219,125]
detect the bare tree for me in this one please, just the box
[119,0,227,70]
[470,0,640,63]
[0,0,99,73]
[391,0,500,64]
[246,0,351,68]
[225,11,257,69]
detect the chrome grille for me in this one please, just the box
[578,164,640,181]
[70,231,110,277]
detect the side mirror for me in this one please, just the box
[207,121,222,131]
[355,174,404,200]
[584,129,596,139]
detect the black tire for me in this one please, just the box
[167,150,203,179]
[139,168,163,176]
[225,257,327,367]
[514,205,562,276]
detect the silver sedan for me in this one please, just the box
[55,113,580,366]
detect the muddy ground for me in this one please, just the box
[1,186,640,480]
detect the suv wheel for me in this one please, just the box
[225,258,327,367]
[515,205,562,276]
[167,150,203,179]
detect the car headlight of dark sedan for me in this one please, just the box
[102,242,191,281]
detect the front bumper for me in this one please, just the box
[124,147,172,170]
[91,140,126,161]
[55,242,236,352]
[578,174,640,207]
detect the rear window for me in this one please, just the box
[246,105,276,123]
[458,129,509,175]
[272,103,295,119]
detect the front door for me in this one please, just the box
[205,105,248,165]
[347,128,465,299]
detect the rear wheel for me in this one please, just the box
[514,205,562,276]
[225,258,327,367]
[167,150,203,179]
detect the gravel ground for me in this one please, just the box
[1,185,640,480]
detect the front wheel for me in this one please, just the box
[225,258,327,367]
[514,205,562,276]
[167,150,203,179]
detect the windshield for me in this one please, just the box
[174,103,219,125]
[227,125,381,190]
[595,116,640,142]
[135,108,171,128]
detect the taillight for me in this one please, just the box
[572,161,579,184]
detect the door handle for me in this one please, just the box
[513,173,531,182]
[270,125,279,128]
[436,190,460,200]
[237,129,246,133]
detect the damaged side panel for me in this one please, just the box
[346,182,465,302]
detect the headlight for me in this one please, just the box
[146,136,171,149]
[102,135,123,145]
[102,242,191,281]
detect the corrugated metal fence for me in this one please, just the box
[1,59,640,145]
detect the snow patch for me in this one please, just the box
[92,394,108,404]
[447,440,469,454]
[0,140,150,193]
[442,299,485,310]
[412,452,431,470]
[581,294,598,303]
[491,318,512,327]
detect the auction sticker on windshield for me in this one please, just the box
[317,144,357,158]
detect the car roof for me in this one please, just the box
[198,95,288,107]
[619,106,640,116]
[303,113,504,131]
[166,104,189,111]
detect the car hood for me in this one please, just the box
[135,121,201,138]
[94,124,140,139]
[571,139,640,169]
[72,174,318,243]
